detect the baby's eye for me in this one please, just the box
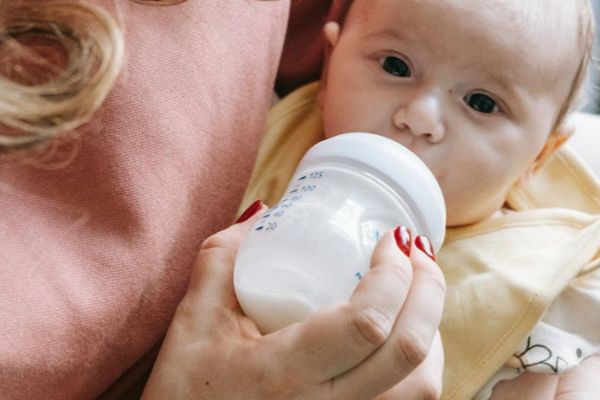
[464,93,499,114]
[380,56,411,78]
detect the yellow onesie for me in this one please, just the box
[239,82,600,399]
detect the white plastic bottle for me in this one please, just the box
[234,132,446,334]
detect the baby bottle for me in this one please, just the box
[234,132,446,334]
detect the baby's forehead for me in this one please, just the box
[348,0,583,92]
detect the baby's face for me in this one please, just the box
[321,0,581,226]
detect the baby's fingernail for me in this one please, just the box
[394,226,412,257]
[415,235,435,261]
[236,200,264,223]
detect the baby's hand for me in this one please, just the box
[142,204,447,400]
[489,372,558,400]
[491,353,600,400]
[555,353,600,399]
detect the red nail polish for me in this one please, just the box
[236,200,263,223]
[415,235,435,261]
[394,226,412,257]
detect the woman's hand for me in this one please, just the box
[142,204,446,400]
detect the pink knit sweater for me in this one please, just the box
[0,1,288,398]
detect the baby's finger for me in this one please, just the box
[266,227,413,385]
[331,234,446,399]
[374,331,444,400]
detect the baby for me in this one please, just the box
[240,0,600,398]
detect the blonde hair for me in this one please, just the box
[0,0,185,159]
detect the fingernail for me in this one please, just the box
[236,200,263,223]
[415,235,435,261]
[394,226,412,257]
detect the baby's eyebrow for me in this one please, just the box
[360,26,527,114]
[360,27,415,45]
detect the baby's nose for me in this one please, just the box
[393,94,445,143]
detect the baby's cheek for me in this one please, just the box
[441,177,509,226]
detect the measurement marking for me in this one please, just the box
[261,214,271,219]
[290,189,298,194]
[355,272,363,280]
[255,226,264,231]
[299,176,307,180]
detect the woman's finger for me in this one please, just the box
[331,235,446,399]
[179,202,267,330]
[265,227,414,386]
[374,331,444,400]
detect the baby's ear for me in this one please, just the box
[531,121,574,171]
[317,22,341,107]
[323,21,341,47]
